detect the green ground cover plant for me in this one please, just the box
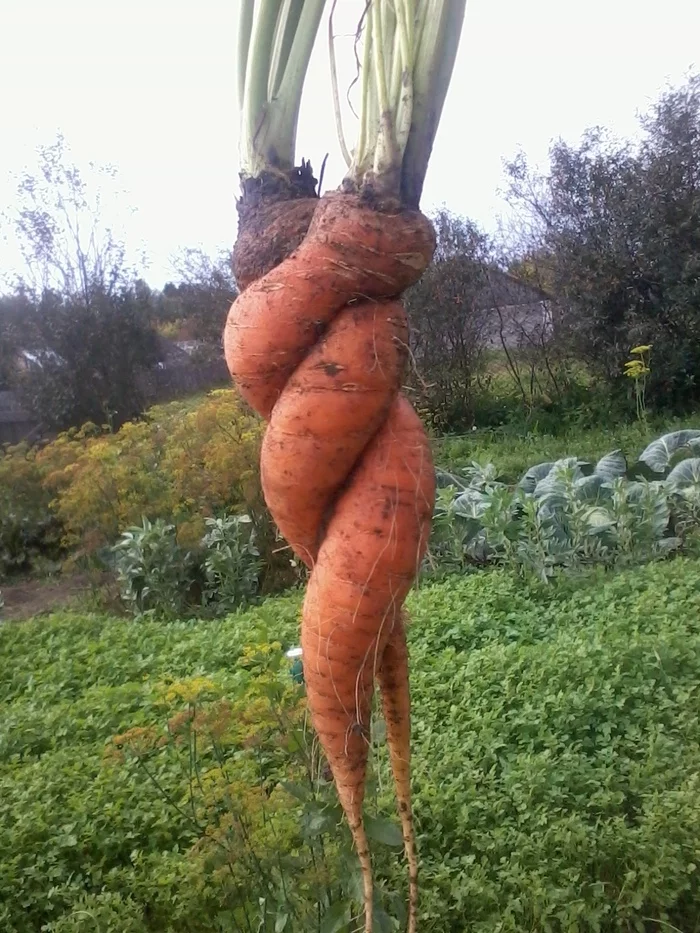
[2,558,699,931]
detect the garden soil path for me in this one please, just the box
[1,574,93,622]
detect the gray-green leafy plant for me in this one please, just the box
[638,429,700,472]
[112,517,196,619]
[201,514,261,613]
[432,429,698,581]
[112,513,262,620]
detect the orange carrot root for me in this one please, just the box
[377,614,418,933]
[225,192,436,931]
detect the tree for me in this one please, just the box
[505,74,700,411]
[404,210,492,430]
[156,247,237,356]
[18,285,159,432]
[8,137,159,430]
[12,136,131,303]
[0,292,32,390]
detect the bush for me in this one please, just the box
[17,286,160,433]
[471,374,630,434]
[112,514,262,619]
[38,390,263,553]
[0,389,301,592]
[200,514,261,611]
[0,443,61,577]
[505,75,700,412]
[112,517,198,619]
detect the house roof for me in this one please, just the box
[17,349,63,367]
[155,336,194,366]
[478,268,551,309]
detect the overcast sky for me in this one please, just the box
[1,0,698,288]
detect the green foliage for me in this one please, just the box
[42,893,149,933]
[406,561,700,931]
[0,293,32,390]
[639,428,700,472]
[404,212,492,432]
[2,561,700,930]
[37,389,263,555]
[0,389,290,587]
[435,414,697,485]
[0,442,61,576]
[112,517,198,619]
[506,74,700,412]
[156,247,237,351]
[432,429,700,580]
[200,514,261,612]
[18,286,160,433]
[0,600,397,931]
[112,514,262,619]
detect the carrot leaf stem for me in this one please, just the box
[345,0,467,207]
[238,0,327,178]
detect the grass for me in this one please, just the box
[2,558,700,931]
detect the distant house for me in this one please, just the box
[475,269,554,350]
[0,390,40,446]
[174,340,206,357]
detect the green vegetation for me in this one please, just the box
[112,514,262,619]
[3,383,700,620]
[432,429,700,581]
[2,558,700,931]
[0,391,270,581]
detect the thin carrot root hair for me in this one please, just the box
[225,192,436,932]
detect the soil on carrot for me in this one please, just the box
[1,574,94,622]
[232,162,319,290]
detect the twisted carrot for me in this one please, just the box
[225,193,435,932]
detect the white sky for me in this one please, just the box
[1,0,698,288]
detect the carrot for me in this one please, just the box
[302,395,433,931]
[225,193,435,931]
[225,195,434,418]
[230,3,467,927]
[260,298,410,566]
[376,613,417,932]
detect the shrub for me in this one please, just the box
[0,443,61,577]
[200,514,261,612]
[112,513,262,619]
[505,76,700,413]
[38,390,263,555]
[112,517,198,619]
